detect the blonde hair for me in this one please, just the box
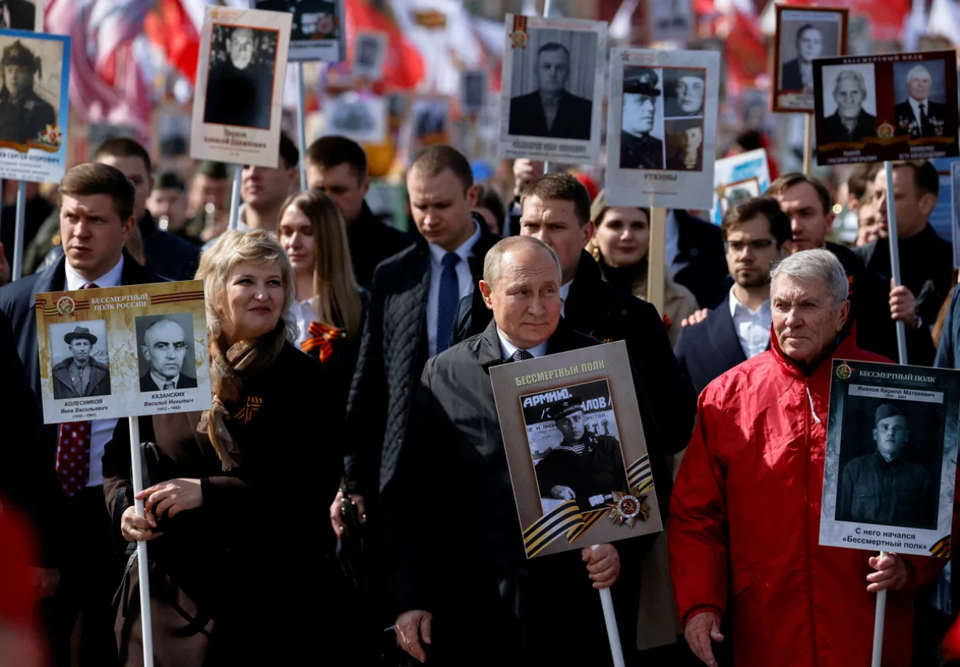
[196,229,297,341]
[280,190,363,337]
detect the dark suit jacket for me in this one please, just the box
[139,212,201,281]
[894,100,948,137]
[139,372,198,393]
[508,90,592,141]
[347,202,413,289]
[389,319,672,666]
[781,58,805,92]
[672,209,730,310]
[822,110,877,144]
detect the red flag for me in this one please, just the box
[144,0,200,84]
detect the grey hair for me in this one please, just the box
[483,236,561,287]
[907,65,932,84]
[833,70,867,99]
[770,249,849,305]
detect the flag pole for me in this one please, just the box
[295,62,308,191]
[12,180,26,280]
[128,416,155,667]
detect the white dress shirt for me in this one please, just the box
[65,256,125,488]
[665,210,687,278]
[729,287,771,360]
[497,328,549,360]
[559,281,572,318]
[290,297,316,346]
[427,222,482,356]
[908,97,929,134]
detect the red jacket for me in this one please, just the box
[669,329,947,667]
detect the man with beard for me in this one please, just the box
[509,42,592,141]
[620,67,664,169]
[665,70,704,117]
[204,26,273,129]
[52,326,110,400]
[781,24,823,92]
[0,40,55,146]
[822,70,877,144]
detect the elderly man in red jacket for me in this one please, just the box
[669,249,947,667]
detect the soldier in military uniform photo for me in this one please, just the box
[51,325,111,400]
[0,39,56,146]
[203,26,275,130]
[620,67,665,169]
[534,395,628,513]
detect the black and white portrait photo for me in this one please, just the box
[820,64,877,145]
[521,381,628,515]
[352,31,386,80]
[0,0,43,32]
[506,29,597,141]
[49,321,111,400]
[620,67,665,170]
[324,93,387,145]
[461,70,487,115]
[665,118,704,171]
[256,0,336,42]
[649,0,694,41]
[893,60,948,139]
[203,24,278,130]
[135,314,198,393]
[0,35,61,147]
[774,7,846,112]
[663,68,705,117]
[720,177,761,214]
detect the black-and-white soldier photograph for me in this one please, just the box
[663,68,705,117]
[773,6,847,112]
[49,321,111,400]
[203,24,278,130]
[820,359,960,556]
[0,34,59,148]
[620,67,665,170]
[135,313,198,393]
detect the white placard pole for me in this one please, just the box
[871,550,889,667]
[542,0,554,176]
[128,416,155,667]
[295,62,308,191]
[802,114,813,176]
[647,207,667,314]
[884,161,908,364]
[12,181,26,280]
[591,544,625,667]
[229,164,243,231]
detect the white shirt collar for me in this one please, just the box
[909,97,928,117]
[151,369,181,389]
[728,286,771,318]
[65,255,125,291]
[428,221,482,267]
[559,280,572,303]
[497,327,549,361]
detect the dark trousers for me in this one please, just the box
[41,485,123,667]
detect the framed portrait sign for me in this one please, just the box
[34,281,212,425]
[189,6,292,168]
[322,92,387,145]
[352,31,387,80]
[711,149,771,225]
[604,48,720,210]
[498,14,606,164]
[0,29,69,183]
[254,0,344,63]
[406,96,453,156]
[813,50,960,166]
[773,6,848,113]
[820,360,960,557]
[489,341,663,559]
[460,69,488,116]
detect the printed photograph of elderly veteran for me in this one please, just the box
[781,23,823,92]
[837,402,938,529]
[50,323,111,399]
[620,67,665,169]
[203,25,276,130]
[893,62,948,139]
[821,67,878,144]
[136,315,198,392]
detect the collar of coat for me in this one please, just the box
[476,317,586,368]
[769,321,869,380]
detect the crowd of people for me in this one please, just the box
[1,126,960,667]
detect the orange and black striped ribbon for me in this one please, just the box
[300,321,344,363]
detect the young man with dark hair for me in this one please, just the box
[676,197,793,395]
[305,135,411,287]
[0,163,163,667]
[147,172,193,243]
[185,160,230,239]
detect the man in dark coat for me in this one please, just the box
[0,164,162,667]
[3,0,37,30]
[305,135,412,288]
[203,26,274,129]
[390,236,671,666]
[670,209,729,309]
[0,39,56,146]
[620,67,664,169]
[138,318,197,392]
[821,70,877,144]
[894,64,948,139]
[52,326,111,399]
[508,42,592,141]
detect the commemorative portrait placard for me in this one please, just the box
[813,50,960,166]
[498,14,606,164]
[34,281,212,425]
[490,341,663,559]
[190,6,291,168]
[772,6,848,113]
[819,359,960,557]
[254,0,344,63]
[604,48,720,210]
[711,148,771,225]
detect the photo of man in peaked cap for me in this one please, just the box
[51,324,111,399]
[620,67,665,169]
[0,39,55,146]
[534,394,628,513]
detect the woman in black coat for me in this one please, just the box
[103,230,344,666]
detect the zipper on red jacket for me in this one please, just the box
[803,378,820,665]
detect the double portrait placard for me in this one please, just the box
[490,341,663,559]
[34,281,212,424]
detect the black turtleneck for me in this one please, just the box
[599,256,646,295]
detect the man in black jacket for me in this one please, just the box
[391,236,670,666]
[0,164,163,667]
[457,173,695,457]
[669,209,729,309]
[305,135,412,288]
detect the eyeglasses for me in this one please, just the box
[725,239,775,254]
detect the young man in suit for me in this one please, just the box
[675,197,792,395]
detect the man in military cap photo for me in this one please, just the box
[0,38,56,146]
[534,394,628,513]
[203,26,274,130]
[52,325,111,400]
[620,67,665,169]
[837,402,937,528]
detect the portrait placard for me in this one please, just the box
[352,31,387,80]
[604,48,720,210]
[461,69,488,115]
[813,50,960,166]
[34,281,212,424]
[498,14,606,164]
[819,359,960,557]
[254,0,344,63]
[323,93,387,145]
[490,341,663,559]
[0,29,69,183]
[647,0,695,42]
[773,6,848,113]
[711,149,771,225]
[406,96,452,155]
[190,6,291,168]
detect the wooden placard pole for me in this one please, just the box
[295,62,308,191]
[647,207,667,315]
[228,164,243,231]
[884,161,908,365]
[802,113,813,176]
[128,416,155,667]
[12,180,26,281]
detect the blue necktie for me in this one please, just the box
[436,252,460,353]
